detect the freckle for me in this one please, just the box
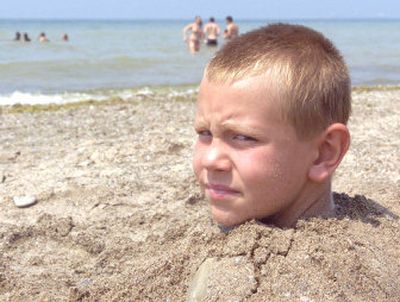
[271,163,284,180]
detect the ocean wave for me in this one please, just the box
[0,86,199,106]
[0,91,108,106]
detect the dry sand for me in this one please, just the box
[0,88,399,301]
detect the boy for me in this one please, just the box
[193,23,351,228]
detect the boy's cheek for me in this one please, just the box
[192,146,202,180]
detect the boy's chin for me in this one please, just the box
[211,211,245,229]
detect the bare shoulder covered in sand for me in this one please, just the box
[0,88,399,301]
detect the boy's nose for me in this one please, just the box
[202,140,232,171]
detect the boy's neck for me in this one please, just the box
[266,182,335,228]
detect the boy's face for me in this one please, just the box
[193,76,317,227]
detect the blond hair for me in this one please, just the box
[205,23,351,139]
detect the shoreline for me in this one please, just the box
[1,84,400,114]
[0,84,200,109]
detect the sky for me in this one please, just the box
[1,0,399,20]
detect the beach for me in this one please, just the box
[0,87,399,301]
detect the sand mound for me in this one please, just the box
[1,89,399,301]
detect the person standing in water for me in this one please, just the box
[38,32,49,42]
[14,32,21,41]
[183,16,204,53]
[203,17,220,46]
[223,16,239,40]
[23,32,31,42]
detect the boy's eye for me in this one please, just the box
[196,129,212,140]
[233,134,256,142]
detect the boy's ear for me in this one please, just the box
[308,123,350,183]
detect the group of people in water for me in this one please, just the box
[183,16,239,53]
[13,31,69,42]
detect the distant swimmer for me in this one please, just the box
[14,31,21,41]
[38,32,49,42]
[183,16,204,53]
[62,33,69,42]
[204,17,220,46]
[23,32,31,42]
[224,16,239,40]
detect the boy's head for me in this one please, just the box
[193,23,351,228]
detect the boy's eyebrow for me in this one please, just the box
[221,120,265,137]
[194,117,208,128]
[194,118,267,138]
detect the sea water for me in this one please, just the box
[0,19,399,105]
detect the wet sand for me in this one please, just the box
[0,88,399,301]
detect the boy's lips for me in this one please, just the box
[204,183,241,200]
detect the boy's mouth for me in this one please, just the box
[205,183,241,200]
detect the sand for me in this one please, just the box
[0,88,399,301]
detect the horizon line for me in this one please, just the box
[0,16,399,22]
